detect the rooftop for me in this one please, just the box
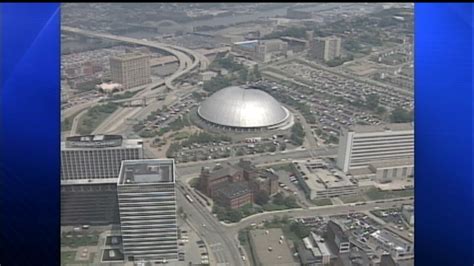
[118,159,175,185]
[304,168,355,191]
[249,228,299,266]
[110,52,148,61]
[63,135,143,150]
[370,229,412,252]
[349,123,414,133]
[215,182,251,199]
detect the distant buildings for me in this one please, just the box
[310,36,341,62]
[231,39,288,62]
[199,159,279,209]
[337,123,414,174]
[117,159,179,263]
[61,135,143,181]
[199,70,218,81]
[286,8,313,19]
[110,52,151,89]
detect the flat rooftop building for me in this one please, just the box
[337,123,414,173]
[61,135,143,182]
[117,159,178,263]
[249,228,299,266]
[297,161,357,200]
[110,52,151,90]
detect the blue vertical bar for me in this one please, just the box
[415,3,473,266]
[0,3,60,265]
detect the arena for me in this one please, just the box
[196,85,294,132]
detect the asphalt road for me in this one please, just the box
[176,181,243,266]
[176,147,337,177]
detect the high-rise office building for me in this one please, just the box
[337,123,414,173]
[117,159,179,263]
[110,53,151,89]
[310,36,341,61]
[61,135,144,181]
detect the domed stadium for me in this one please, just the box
[197,86,293,131]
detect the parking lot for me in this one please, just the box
[261,59,413,141]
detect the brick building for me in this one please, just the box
[214,182,253,209]
[199,160,279,208]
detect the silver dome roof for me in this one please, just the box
[198,86,289,128]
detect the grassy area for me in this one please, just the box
[61,109,83,132]
[61,233,99,248]
[61,251,96,266]
[61,251,76,265]
[188,177,200,188]
[270,163,294,173]
[262,203,289,211]
[312,198,333,206]
[365,187,414,200]
[172,131,191,141]
[77,102,119,135]
[339,195,367,203]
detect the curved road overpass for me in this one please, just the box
[61,26,208,90]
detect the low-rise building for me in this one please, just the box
[200,71,218,81]
[249,228,300,266]
[326,221,350,255]
[369,158,414,182]
[199,165,244,197]
[232,39,288,62]
[298,164,358,200]
[369,230,413,260]
[214,182,253,209]
[297,232,331,265]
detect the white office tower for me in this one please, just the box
[117,159,179,263]
[337,123,414,173]
[61,135,143,182]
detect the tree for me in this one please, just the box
[290,221,310,239]
[390,107,413,123]
[376,106,387,115]
[365,93,380,110]
[273,192,285,206]
[238,69,248,82]
[268,145,277,153]
[253,65,262,80]
[255,191,270,205]
[227,209,243,223]
[284,196,298,208]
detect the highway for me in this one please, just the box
[62,26,207,91]
[62,27,210,135]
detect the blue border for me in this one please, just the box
[0,3,60,266]
[415,3,473,266]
